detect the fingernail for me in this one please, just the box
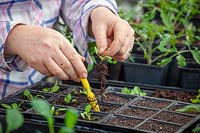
[99,48,105,54]
[81,73,87,78]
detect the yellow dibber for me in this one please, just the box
[80,78,100,112]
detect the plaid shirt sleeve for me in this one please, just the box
[61,0,118,64]
[0,21,28,74]
[0,0,118,99]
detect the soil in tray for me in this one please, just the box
[49,95,87,108]
[133,98,171,110]
[104,116,143,128]
[151,90,196,102]
[138,120,181,133]
[167,103,200,115]
[153,111,194,125]
[99,103,121,113]
[101,93,130,104]
[117,107,157,118]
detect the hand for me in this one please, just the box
[5,25,87,81]
[90,7,134,61]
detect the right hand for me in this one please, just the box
[5,25,87,81]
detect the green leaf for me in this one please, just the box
[160,10,173,33]
[87,63,94,73]
[193,124,200,133]
[11,103,18,109]
[191,99,200,104]
[79,89,87,95]
[23,89,33,100]
[176,54,186,67]
[31,99,52,120]
[65,108,78,129]
[50,106,55,115]
[57,108,67,112]
[85,104,92,113]
[94,47,98,55]
[158,58,172,66]
[35,95,46,99]
[6,108,24,132]
[192,49,200,65]
[176,105,200,113]
[122,87,130,94]
[128,55,135,63]
[140,92,147,96]
[1,103,11,109]
[133,86,141,95]
[64,93,72,104]
[42,88,50,92]
[50,86,60,93]
[157,34,171,52]
[106,57,117,64]
[23,89,31,96]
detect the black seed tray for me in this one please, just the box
[0,81,200,133]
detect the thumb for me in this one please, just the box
[93,24,107,55]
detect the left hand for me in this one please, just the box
[89,7,134,62]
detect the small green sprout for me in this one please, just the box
[176,105,200,113]
[80,104,92,121]
[191,89,200,104]
[64,93,77,104]
[50,106,67,116]
[43,80,60,93]
[1,101,23,111]
[122,86,147,96]
[23,89,45,100]
[79,89,87,95]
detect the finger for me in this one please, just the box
[115,33,134,56]
[33,62,52,76]
[52,49,78,81]
[61,44,87,79]
[113,50,131,62]
[79,55,85,62]
[113,34,134,61]
[44,57,69,80]
[103,22,127,57]
[93,24,108,54]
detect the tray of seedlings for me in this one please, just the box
[0,80,200,133]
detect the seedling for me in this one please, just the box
[64,93,77,104]
[31,99,55,133]
[59,108,78,133]
[176,104,200,113]
[1,101,23,111]
[122,86,147,96]
[87,43,117,72]
[191,89,200,104]
[23,89,45,100]
[43,80,60,93]
[50,106,67,116]
[5,108,24,133]
[128,0,200,67]
[80,104,92,121]
[79,89,87,95]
